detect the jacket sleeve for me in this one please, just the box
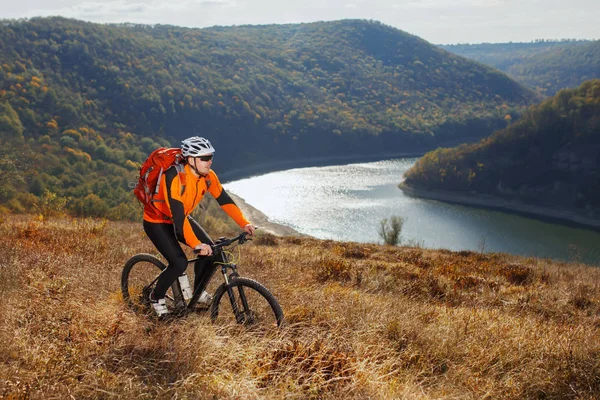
[163,167,202,248]
[207,170,251,228]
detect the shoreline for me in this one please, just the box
[219,151,423,183]
[218,136,488,183]
[398,182,600,232]
[223,153,424,238]
[229,193,307,237]
[225,150,600,237]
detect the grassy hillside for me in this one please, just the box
[1,214,599,399]
[403,80,600,225]
[0,17,540,220]
[442,40,600,96]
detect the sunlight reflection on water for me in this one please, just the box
[224,158,600,265]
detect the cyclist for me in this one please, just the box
[143,136,255,317]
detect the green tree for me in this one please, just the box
[38,189,68,219]
[0,101,24,139]
[70,193,109,218]
[0,141,31,197]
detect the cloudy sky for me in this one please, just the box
[3,0,599,44]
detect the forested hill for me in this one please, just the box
[403,80,600,224]
[441,40,600,96]
[0,17,539,220]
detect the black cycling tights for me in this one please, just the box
[143,217,215,300]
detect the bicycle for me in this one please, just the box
[121,231,284,328]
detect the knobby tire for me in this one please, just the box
[211,277,284,328]
[121,253,184,314]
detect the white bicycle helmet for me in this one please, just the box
[181,136,215,157]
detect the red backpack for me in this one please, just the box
[133,147,186,211]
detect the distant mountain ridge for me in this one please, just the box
[442,40,600,96]
[0,17,540,219]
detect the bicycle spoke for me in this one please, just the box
[211,279,283,329]
[122,255,182,315]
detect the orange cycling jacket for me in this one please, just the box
[143,163,250,248]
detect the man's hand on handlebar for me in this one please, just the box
[194,243,213,256]
[243,224,256,236]
[195,228,255,255]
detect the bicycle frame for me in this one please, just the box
[180,232,249,315]
[183,253,232,308]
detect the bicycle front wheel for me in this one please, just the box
[121,253,184,314]
[211,277,284,328]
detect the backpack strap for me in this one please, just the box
[154,167,164,196]
[142,166,154,200]
[151,164,186,203]
[174,163,186,196]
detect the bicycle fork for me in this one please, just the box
[222,264,253,324]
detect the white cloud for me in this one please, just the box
[196,0,236,5]
[18,0,237,24]
[397,0,503,9]
[3,0,599,43]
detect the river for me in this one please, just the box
[223,157,600,266]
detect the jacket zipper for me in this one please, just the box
[191,178,201,212]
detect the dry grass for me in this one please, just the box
[1,214,599,399]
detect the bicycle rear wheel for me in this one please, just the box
[211,277,284,328]
[121,253,184,314]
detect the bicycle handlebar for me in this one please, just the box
[193,231,251,255]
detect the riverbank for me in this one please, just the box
[219,151,424,183]
[219,135,492,183]
[222,153,421,237]
[398,181,600,231]
[229,193,305,237]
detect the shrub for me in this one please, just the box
[316,258,352,282]
[38,189,68,219]
[254,232,278,246]
[378,215,405,246]
[69,193,109,218]
[500,263,533,285]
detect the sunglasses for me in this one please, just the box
[196,154,214,162]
